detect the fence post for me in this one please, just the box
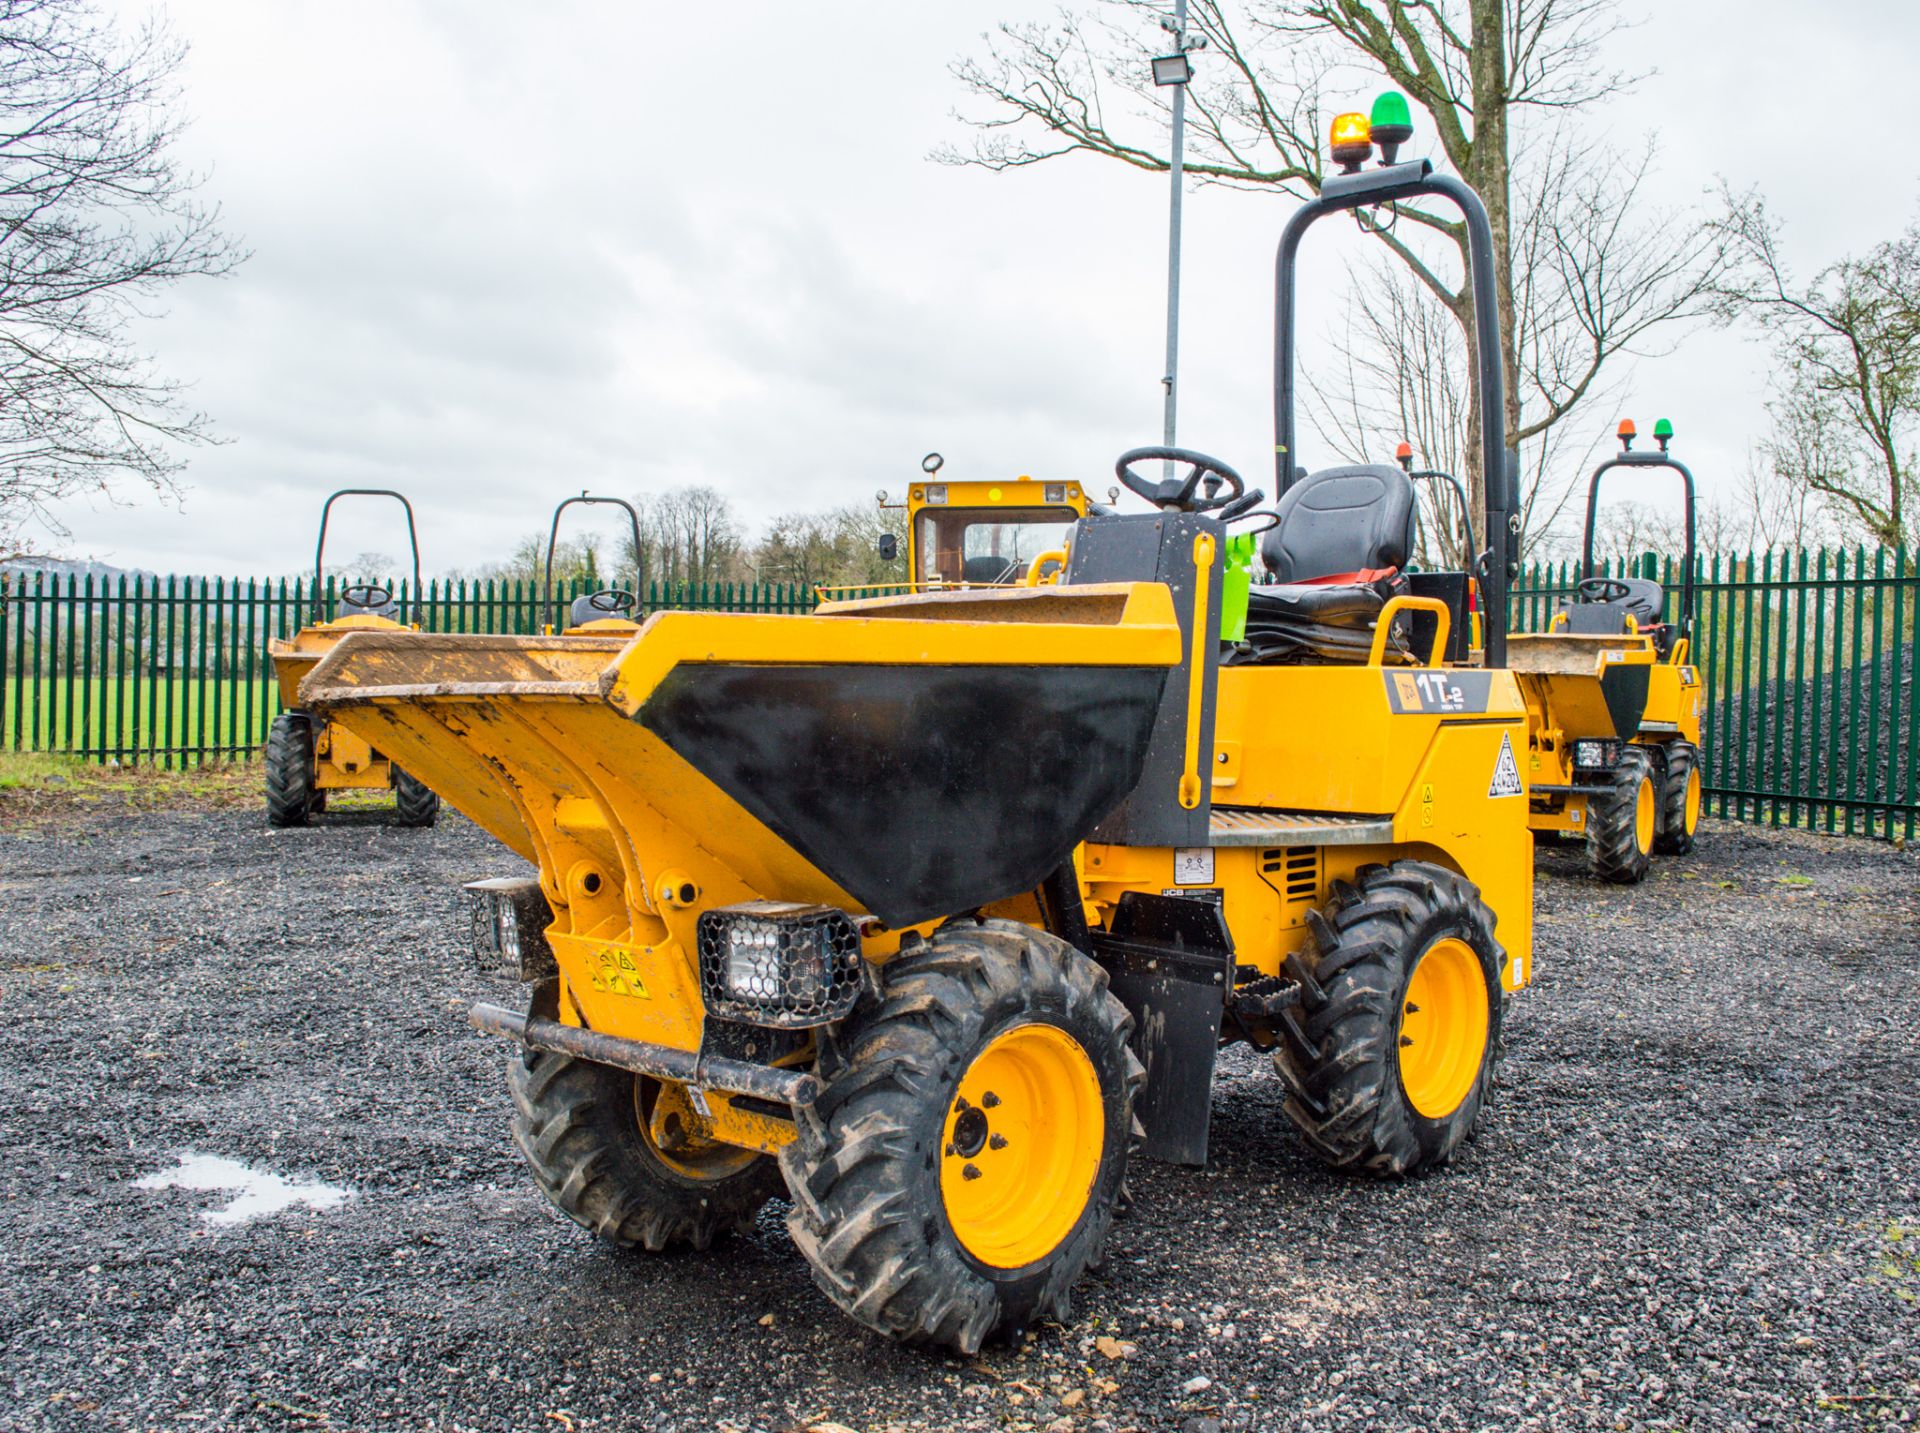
[1865,546,1887,838]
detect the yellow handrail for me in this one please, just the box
[1023,548,1070,587]
[1369,595,1453,668]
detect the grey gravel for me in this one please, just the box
[1,807,1916,1431]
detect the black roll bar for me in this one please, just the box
[1580,450,1698,644]
[312,488,422,624]
[1410,467,1476,557]
[1274,158,1514,665]
[544,494,645,634]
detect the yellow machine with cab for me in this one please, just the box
[1514,420,1704,881]
[819,452,1095,601]
[264,488,439,828]
[299,96,1534,1354]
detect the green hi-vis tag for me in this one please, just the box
[1221,531,1257,643]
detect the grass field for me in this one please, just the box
[0,751,257,826]
[0,677,280,759]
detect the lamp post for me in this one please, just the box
[1151,5,1205,477]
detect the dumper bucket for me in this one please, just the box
[1506,633,1655,739]
[268,614,414,709]
[300,584,1183,929]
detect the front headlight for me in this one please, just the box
[1571,740,1618,770]
[698,902,862,1028]
[464,876,556,980]
[723,921,783,1002]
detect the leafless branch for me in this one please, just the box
[0,0,246,556]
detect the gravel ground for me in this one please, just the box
[1,805,1916,1432]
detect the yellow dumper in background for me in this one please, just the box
[264,488,438,828]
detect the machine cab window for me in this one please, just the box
[914,506,1078,586]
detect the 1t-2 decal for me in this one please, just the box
[1385,669,1494,714]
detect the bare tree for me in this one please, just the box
[629,485,748,588]
[0,0,244,559]
[944,0,1724,549]
[752,505,901,590]
[452,532,602,588]
[1729,446,1839,554]
[1712,194,1919,549]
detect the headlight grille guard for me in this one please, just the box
[696,902,864,1028]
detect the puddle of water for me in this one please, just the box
[135,1151,352,1226]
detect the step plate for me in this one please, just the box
[1208,808,1396,847]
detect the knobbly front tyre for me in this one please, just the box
[779,919,1143,1354]
[392,765,440,827]
[1274,860,1505,1176]
[1586,744,1656,883]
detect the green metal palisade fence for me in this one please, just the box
[4,554,1915,840]
[0,574,813,769]
[1511,548,1917,841]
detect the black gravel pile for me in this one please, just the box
[1709,645,1915,817]
[1,809,1915,1431]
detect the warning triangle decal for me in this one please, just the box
[1488,732,1524,798]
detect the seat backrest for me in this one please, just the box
[962,553,1018,585]
[1259,464,1416,583]
[1616,577,1664,627]
[570,592,634,628]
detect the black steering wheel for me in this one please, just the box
[1576,577,1632,604]
[341,582,393,610]
[1115,447,1264,521]
[584,589,636,615]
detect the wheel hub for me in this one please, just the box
[951,1104,990,1159]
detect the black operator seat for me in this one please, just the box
[569,592,636,628]
[1234,464,1418,666]
[1258,463,1416,582]
[962,554,1021,585]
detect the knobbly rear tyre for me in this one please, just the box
[508,1050,782,1251]
[1654,740,1701,855]
[265,712,315,827]
[1274,861,1505,1176]
[392,765,440,827]
[780,919,1143,1354]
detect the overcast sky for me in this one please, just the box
[42,0,1920,576]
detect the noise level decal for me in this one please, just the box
[1488,732,1524,798]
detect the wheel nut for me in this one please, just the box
[989,1133,1008,1150]
[981,1091,1001,1108]
[962,1163,982,1181]
[1400,1035,1414,1048]
[1405,1001,1420,1014]
[953,1096,969,1114]
[945,1142,957,1157]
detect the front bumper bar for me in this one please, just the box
[469,1002,820,1107]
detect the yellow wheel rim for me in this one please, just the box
[1684,766,1702,834]
[635,1079,759,1182]
[1634,773,1656,854]
[940,1022,1104,1269]
[1397,937,1491,1120]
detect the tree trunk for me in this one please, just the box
[1462,0,1518,539]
